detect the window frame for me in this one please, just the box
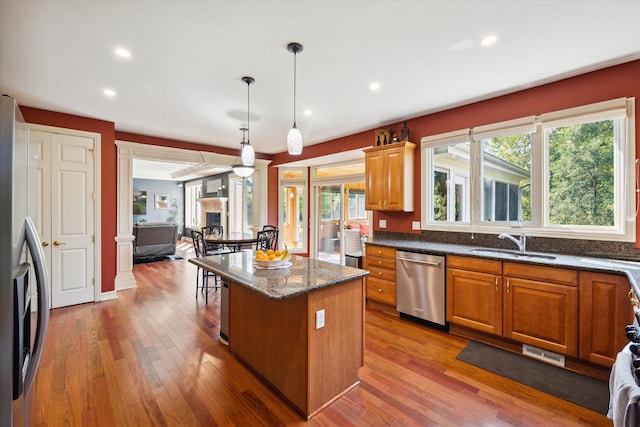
[420,98,636,241]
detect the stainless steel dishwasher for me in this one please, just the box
[396,251,446,327]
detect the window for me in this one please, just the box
[480,130,533,223]
[184,180,202,228]
[229,176,253,234]
[421,98,635,240]
[280,168,307,253]
[348,190,367,220]
[423,130,471,224]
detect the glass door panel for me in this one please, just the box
[316,185,341,264]
[282,184,304,249]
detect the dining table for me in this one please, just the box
[204,232,261,253]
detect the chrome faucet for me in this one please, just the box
[498,232,527,252]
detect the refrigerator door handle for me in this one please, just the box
[23,216,50,394]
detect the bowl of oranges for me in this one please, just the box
[253,248,290,268]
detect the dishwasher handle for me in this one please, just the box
[397,257,441,267]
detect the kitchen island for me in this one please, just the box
[189,251,369,419]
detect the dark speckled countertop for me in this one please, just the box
[367,239,640,298]
[189,251,369,300]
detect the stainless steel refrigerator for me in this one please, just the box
[0,94,50,426]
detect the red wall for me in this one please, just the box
[270,60,640,244]
[20,59,640,292]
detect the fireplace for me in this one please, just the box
[198,197,228,235]
[206,212,221,227]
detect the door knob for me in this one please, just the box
[53,240,66,246]
[41,241,49,247]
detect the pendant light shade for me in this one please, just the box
[287,42,303,155]
[232,77,255,178]
[241,141,255,165]
[287,125,303,155]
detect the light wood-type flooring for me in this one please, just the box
[28,246,611,426]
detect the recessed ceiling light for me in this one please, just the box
[115,48,131,58]
[303,109,312,116]
[481,35,497,46]
[103,88,117,97]
[369,82,380,91]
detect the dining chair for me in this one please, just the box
[201,225,224,252]
[262,224,278,231]
[256,229,279,251]
[191,230,220,304]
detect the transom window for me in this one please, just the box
[421,98,635,240]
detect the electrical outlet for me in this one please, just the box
[316,309,325,329]
[412,221,421,230]
[379,219,387,228]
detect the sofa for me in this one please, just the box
[133,222,178,261]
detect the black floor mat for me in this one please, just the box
[456,340,609,414]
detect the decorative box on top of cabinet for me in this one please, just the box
[363,141,415,212]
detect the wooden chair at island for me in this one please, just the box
[191,230,221,304]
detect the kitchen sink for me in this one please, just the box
[468,247,556,260]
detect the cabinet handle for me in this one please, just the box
[495,277,498,291]
[378,272,383,276]
[53,240,66,246]
[378,261,383,264]
[506,278,510,294]
[41,241,49,247]
[378,288,383,293]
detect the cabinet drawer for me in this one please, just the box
[366,255,396,271]
[447,255,502,275]
[503,262,577,286]
[366,245,396,259]
[368,265,396,282]
[367,277,396,306]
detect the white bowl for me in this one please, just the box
[253,256,290,268]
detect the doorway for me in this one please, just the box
[315,181,368,265]
[30,127,101,308]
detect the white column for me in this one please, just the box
[114,143,137,290]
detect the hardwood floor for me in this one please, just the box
[29,252,611,426]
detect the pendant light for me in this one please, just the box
[232,76,255,178]
[286,42,303,155]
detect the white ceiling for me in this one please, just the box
[2,0,639,166]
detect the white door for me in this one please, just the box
[31,130,96,308]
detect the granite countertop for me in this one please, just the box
[189,251,369,300]
[367,239,640,297]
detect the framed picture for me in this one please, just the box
[155,193,169,209]
[133,190,147,215]
[375,128,391,146]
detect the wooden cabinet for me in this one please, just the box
[447,256,579,357]
[446,256,503,335]
[579,271,633,367]
[503,262,578,357]
[364,142,415,211]
[364,245,397,311]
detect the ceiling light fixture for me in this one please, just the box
[481,35,497,46]
[231,128,254,177]
[286,42,304,155]
[103,88,116,97]
[232,76,256,178]
[115,48,131,58]
[240,76,255,166]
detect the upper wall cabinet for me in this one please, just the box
[364,141,416,211]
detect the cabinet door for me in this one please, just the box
[579,272,633,367]
[446,268,502,335]
[365,150,385,210]
[504,277,578,357]
[384,146,405,211]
